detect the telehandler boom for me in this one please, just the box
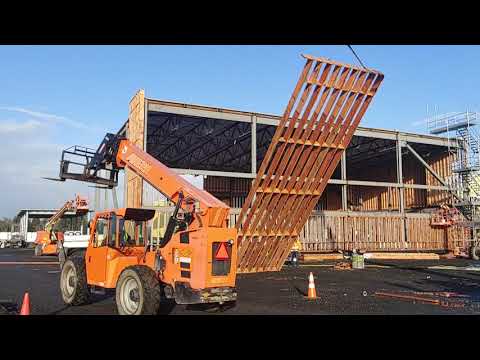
[57,133,237,314]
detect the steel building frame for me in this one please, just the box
[119,59,464,272]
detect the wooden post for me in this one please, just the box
[126,89,146,208]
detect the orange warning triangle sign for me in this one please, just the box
[215,243,229,260]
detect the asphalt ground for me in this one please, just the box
[1,248,480,315]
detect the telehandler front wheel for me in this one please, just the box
[60,257,90,306]
[116,266,161,315]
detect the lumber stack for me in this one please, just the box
[363,252,439,260]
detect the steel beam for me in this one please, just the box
[147,100,461,148]
[328,179,453,191]
[397,134,405,213]
[341,151,347,211]
[173,168,256,179]
[148,102,252,123]
[174,168,455,191]
[251,115,257,175]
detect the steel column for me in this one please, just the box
[341,151,348,211]
[396,133,405,214]
[251,115,257,175]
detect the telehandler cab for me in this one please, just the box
[57,133,237,314]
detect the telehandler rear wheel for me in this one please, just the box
[60,257,90,306]
[116,266,161,315]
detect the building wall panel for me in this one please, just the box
[299,211,469,253]
[426,151,454,206]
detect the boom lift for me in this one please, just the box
[55,133,237,314]
[34,195,88,257]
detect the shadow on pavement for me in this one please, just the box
[0,301,18,315]
[159,299,177,314]
[368,260,480,283]
[370,260,480,300]
[48,305,71,315]
[185,302,236,313]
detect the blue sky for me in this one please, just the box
[0,45,479,217]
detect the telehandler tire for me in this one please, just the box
[34,244,42,256]
[471,245,480,261]
[60,257,90,306]
[116,266,161,315]
[58,250,66,268]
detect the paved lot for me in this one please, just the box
[2,248,480,315]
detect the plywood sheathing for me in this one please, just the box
[126,89,145,208]
[236,55,384,273]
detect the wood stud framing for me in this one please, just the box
[236,55,384,273]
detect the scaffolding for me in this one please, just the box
[428,110,480,253]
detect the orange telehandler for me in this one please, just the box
[34,195,88,257]
[55,133,237,314]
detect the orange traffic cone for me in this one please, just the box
[307,272,317,299]
[19,292,30,315]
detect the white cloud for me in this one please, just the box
[0,107,116,218]
[0,133,124,218]
[0,106,94,131]
[0,119,42,134]
[411,118,428,127]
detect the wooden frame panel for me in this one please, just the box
[236,55,384,273]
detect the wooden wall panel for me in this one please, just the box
[236,55,384,273]
[347,186,400,211]
[155,206,469,254]
[402,154,426,208]
[300,211,470,253]
[346,151,456,211]
[314,185,342,210]
[204,176,252,196]
[426,151,454,206]
[126,89,145,208]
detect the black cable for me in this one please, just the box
[347,45,367,69]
